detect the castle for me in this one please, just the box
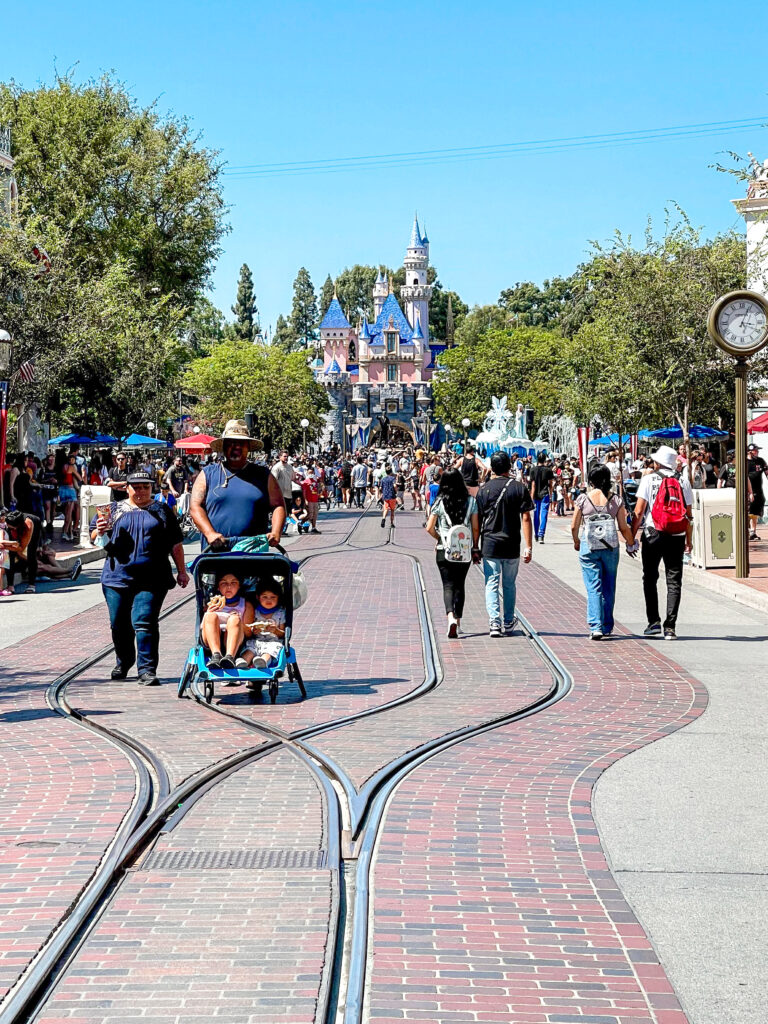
[314,217,445,449]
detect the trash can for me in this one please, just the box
[691,488,736,569]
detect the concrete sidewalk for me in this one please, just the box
[532,517,768,1024]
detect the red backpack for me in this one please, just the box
[651,476,688,533]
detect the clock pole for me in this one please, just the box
[735,359,749,578]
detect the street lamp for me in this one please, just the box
[461,417,471,450]
[0,329,13,508]
[147,420,156,439]
[416,388,431,453]
[193,425,201,434]
[300,417,309,454]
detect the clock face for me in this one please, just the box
[717,297,768,351]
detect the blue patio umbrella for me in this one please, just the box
[588,430,655,447]
[121,432,172,447]
[48,431,119,446]
[647,424,728,441]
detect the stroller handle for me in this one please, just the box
[203,534,289,557]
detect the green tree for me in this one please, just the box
[320,274,335,318]
[289,267,318,348]
[183,340,329,449]
[433,326,568,430]
[562,220,764,457]
[335,264,381,324]
[184,296,227,354]
[498,277,574,328]
[0,221,186,439]
[231,263,259,341]
[272,312,299,353]
[453,304,509,348]
[0,72,227,303]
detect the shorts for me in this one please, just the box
[58,485,77,503]
[383,498,397,511]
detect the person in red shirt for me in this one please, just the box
[301,474,321,534]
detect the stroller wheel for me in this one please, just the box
[178,663,193,699]
[268,680,279,704]
[199,671,213,704]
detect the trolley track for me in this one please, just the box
[0,504,371,1024]
[1,501,572,1024]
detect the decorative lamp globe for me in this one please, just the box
[300,418,310,429]
[0,329,12,376]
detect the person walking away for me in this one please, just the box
[191,421,286,548]
[529,452,554,544]
[477,452,534,637]
[40,454,58,541]
[340,458,353,507]
[351,457,368,508]
[747,443,766,540]
[395,467,406,510]
[426,468,479,637]
[380,464,398,529]
[631,445,693,641]
[92,471,189,684]
[301,472,321,534]
[455,443,485,497]
[571,465,635,640]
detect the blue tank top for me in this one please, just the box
[202,462,271,538]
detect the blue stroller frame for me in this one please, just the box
[177,546,306,704]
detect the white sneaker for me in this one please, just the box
[447,613,458,639]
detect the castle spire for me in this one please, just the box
[410,214,422,248]
[445,294,454,347]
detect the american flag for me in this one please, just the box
[18,360,35,384]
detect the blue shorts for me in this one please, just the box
[58,485,77,503]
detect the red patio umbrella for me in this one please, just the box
[747,411,768,433]
[174,434,216,450]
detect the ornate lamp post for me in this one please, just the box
[461,417,471,450]
[0,329,13,507]
[300,417,309,454]
[147,420,156,439]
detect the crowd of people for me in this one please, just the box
[2,417,764,685]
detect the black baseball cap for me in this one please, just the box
[127,470,154,486]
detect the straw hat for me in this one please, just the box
[210,419,263,453]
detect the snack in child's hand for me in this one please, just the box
[207,594,226,611]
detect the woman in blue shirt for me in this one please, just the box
[91,470,189,685]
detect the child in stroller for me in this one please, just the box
[242,581,286,682]
[201,570,255,673]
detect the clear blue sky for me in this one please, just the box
[8,0,767,333]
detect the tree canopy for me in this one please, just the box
[183,340,328,450]
[231,263,259,342]
[289,267,318,348]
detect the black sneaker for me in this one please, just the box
[643,622,662,637]
[138,672,160,686]
[590,631,604,641]
[664,628,677,641]
[219,654,236,669]
[111,665,128,680]
[381,520,386,528]
[70,558,83,582]
[208,651,223,668]
[489,625,503,638]
[504,620,517,636]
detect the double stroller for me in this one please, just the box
[178,541,306,705]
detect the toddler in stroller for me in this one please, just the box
[201,571,255,672]
[243,581,286,676]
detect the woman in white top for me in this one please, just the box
[572,464,634,641]
[426,469,480,638]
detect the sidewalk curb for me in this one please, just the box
[56,546,105,571]
[684,563,768,616]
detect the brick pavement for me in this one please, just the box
[366,549,706,1023]
[35,749,333,1023]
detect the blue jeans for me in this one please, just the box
[578,547,620,634]
[103,585,168,674]
[533,496,550,538]
[483,557,520,628]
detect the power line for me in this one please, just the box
[222,117,765,180]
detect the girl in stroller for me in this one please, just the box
[242,581,286,676]
[201,571,255,671]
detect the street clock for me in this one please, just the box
[707,289,768,358]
